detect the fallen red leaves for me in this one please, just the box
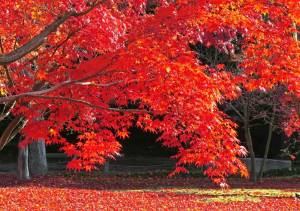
[0,174,299,210]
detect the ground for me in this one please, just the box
[0,173,299,210]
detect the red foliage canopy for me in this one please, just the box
[0,0,299,184]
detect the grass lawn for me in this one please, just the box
[0,173,299,210]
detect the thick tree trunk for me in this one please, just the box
[28,139,48,176]
[18,145,30,180]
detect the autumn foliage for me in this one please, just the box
[0,0,299,184]
[0,175,299,210]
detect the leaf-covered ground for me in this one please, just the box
[0,174,299,210]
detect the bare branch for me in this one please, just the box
[0,101,16,122]
[229,103,245,120]
[0,116,25,151]
[0,56,123,104]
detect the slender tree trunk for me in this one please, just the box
[28,139,48,176]
[258,104,276,181]
[18,145,30,180]
[104,160,110,174]
[245,127,257,181]
[292,22,298,42]
[243,94,257,182]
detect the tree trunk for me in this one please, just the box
[104,160,110,174]
[258,105,276,181]
[245,127,257,182]
[243,94,257,182]
[28,139,48,176]
[18,145,30,180]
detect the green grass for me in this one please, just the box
[203,195,261,203]
[129,188,296,203]
[132,188,295,197]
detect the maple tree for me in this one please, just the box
[0,0,299,185]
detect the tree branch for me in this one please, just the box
[229,103,245,120]
[0,101,16,122]
[30,95,146,113]
[0,59,124,104]
[74,80,124,87]
[0,1,100,65]
[0,116,25,151]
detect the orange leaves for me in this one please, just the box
[168,166,189,177]
[36,71,47,80]
[48,128,57,137]
[117,130,129,139]
[66,159,82,171]
[283,109,300,137]
[78,132,96,141]
[239,165,249,179]
[165,66,171,73]
[253,3,269,14]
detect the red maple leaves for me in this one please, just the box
[0,0,299,185]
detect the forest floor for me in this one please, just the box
[0,173,299,210]
[0,154,299,210]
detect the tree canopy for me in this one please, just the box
[0,0,299,185]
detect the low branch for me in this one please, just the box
[0,60,123,104]
[30,95,146,113]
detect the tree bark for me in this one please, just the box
[104,160,110,174]
[28,139,48,176]
[245,127,257,181]
[0,116,24,151]
[258,105,276,181]
[18,145,30,180]
[243,94,257,182]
